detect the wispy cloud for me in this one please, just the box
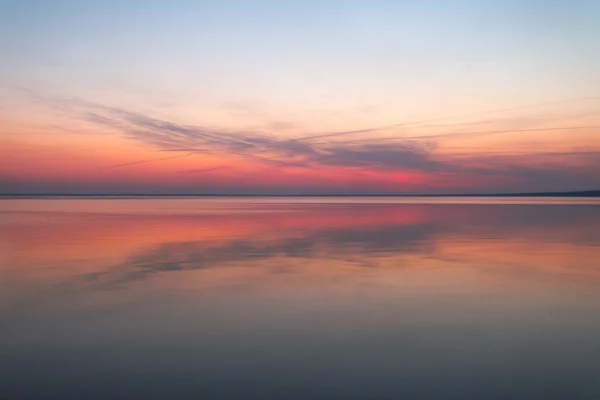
[43,96,440,173]
[25,90,600,191]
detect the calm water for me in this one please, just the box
[1,197,600,399]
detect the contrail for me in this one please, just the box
[98,153,194,170]
[340,125,600,144]
[407,125,600,140]
[178,166,229,174]
[297,96,599,141]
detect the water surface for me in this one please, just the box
[2,197,600,399]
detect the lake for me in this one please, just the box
[1,197,600,399]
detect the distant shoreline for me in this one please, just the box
[1,190,599,198]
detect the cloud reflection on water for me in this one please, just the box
[2,199,600,400]
[3,200,600,296]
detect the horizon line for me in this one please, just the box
[1,190,599,198]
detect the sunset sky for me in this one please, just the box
[1,0,599,194]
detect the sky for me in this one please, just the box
[1,0,599,195]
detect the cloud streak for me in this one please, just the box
[99,153,195,170]
[342,125,600,145]
[57,98,440,173]
[25,91,600,192]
